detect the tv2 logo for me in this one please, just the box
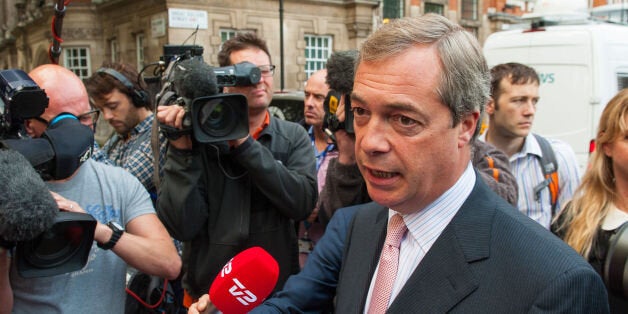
[229,278,258,306]
[220,259,258,306]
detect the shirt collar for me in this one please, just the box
[602,204,628,230]
[512,133,543,161]
[252,111,270,140]
[391,162,476,251]
[120,113,153,139]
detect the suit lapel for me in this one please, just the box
[337,202,389,312]
[388,176,496,312]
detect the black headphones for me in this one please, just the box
[96,68,149,108]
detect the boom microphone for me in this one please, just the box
[326,49,358,95]
[209,247,279,314]
[172,58,219,100]
[0,146,57,242]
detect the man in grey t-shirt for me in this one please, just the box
[1,64,181,313]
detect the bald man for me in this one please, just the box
[23,65,99,137]
[6,64,181,313]
[297,69,336,267]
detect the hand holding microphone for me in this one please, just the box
[207,246,279,314]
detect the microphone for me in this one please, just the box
[209,246,279,314]
[0,147,57,243]
[326,49,358,95]
[172,58,219,101]
[323,50,359,134]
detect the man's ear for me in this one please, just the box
[486,97,495,115]
[459,111,480,147]
[23,119,37,137]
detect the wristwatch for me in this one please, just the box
[97,221,124,250]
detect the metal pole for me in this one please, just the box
[279,0,285,91]
[49,0,67,64]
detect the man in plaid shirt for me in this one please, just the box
[85,62,167,202]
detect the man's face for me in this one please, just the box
[223,48,274,115]
[93,89,143,135]
[303,70,329,127]
[351,45,477,214]
[24,109,96,138]
[487,78,539,140]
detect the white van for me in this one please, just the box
[483,20,628,171]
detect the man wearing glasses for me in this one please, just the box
[156,32,317,307]
[84,62,167,203]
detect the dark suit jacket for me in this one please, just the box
[253,205,363,313]
[336,177,609,313]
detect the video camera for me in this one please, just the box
[322,90,353,136]
[0,69,96,278]
[0,69,49,138]
[157,45,258,143]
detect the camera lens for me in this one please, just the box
[21,221,86,268]
[198,98,238,138]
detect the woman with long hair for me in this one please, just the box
[552,88,628,312]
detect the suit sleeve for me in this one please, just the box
[251,207,358,313]
[529,264,609,313]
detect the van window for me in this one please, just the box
[618,73,628,90]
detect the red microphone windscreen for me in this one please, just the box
[209,246,279,314]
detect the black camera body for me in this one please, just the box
[0,69,49,138]
[157,45,257,143]
[322,90,354,135]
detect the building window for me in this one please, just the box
[425,3,444,15]
[136,34,145,71]
[220,29,238,42]
[461,0,478,20]
[464,26,478,38]
[219,29,256,52]
[64,47,91,79]
[304,35,332,79]
[110,39,118,62]
[383,0,404,20]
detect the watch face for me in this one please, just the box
[109,221,124,231]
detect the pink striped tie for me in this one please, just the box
[368,214,407,314]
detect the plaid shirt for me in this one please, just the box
[92,114,167,198]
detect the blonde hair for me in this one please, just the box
[553,88,628,257]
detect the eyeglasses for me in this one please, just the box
[32,116,50,126]
[258,65,276,77]
[78,109,100,125]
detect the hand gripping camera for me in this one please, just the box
[157,45,260,143]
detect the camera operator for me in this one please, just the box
[156,33,317,306]
[8,64,180,313]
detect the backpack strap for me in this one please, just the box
[532,134,559,216]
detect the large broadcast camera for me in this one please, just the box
[0,69,96,278]
[0,69,49,138]
[157,45,259,143]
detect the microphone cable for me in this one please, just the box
[125,278,169,310]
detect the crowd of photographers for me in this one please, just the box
[1,13,628,313]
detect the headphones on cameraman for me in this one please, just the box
[96,68,149,108]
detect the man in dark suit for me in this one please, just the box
[334,14,608,313]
